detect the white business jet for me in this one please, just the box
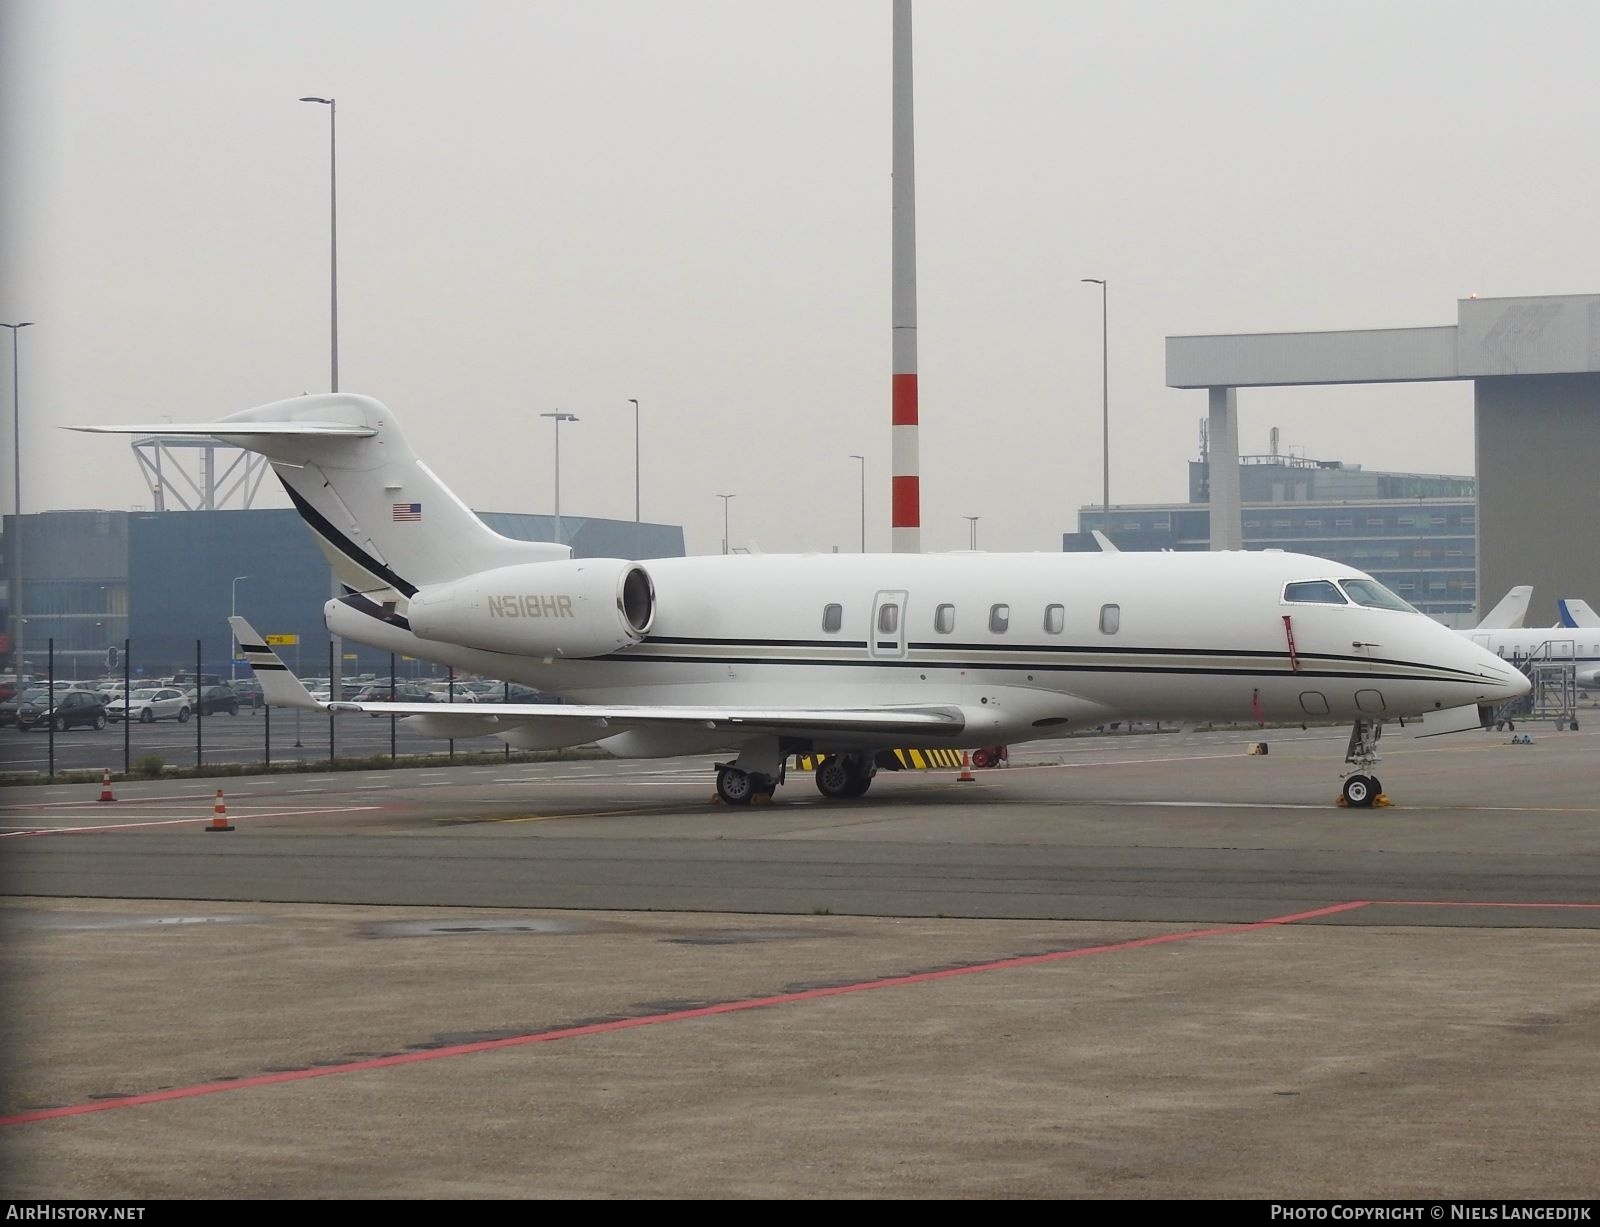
[1464,595,1600,695]
[76,394,1528,808]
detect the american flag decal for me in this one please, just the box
[392,503,422,521]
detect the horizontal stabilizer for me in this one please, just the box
[70,422,376,438]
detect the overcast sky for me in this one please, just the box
[5,1,1600,557]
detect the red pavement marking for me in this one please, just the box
[0,900,1369,1127]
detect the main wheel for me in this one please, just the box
[814,757,854,799]
[716,765,755,806]
[844,768,874,798]
[140,708,155,724]
[971,748,995,769]
[1341,774,1377,808]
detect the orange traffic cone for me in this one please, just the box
[206,788,234,832]
[97,768,116,803]
[957,752,975,783]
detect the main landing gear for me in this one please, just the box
[713,736,787,806]
[812,753,876,800]
[714,763,780,806]
[1340,718,1388,809]
[712,745,879,806]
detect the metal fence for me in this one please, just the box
[3,637,518,780]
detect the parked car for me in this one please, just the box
[231,678,265,708]
[16,688,110,732]
[194,683,241,715]
[108,687,192,723]
[1,688,51,728]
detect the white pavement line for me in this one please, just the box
[0,792,261,811]
[0,805,384,837]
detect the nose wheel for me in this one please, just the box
[1340,773,1382,808]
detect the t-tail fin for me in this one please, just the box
[74,394,568,602]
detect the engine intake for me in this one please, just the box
[408,559,655,657]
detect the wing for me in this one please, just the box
[229,617,966,741]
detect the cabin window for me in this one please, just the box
[1339,578,1417,613]
[1099,603,1120,635]
[1043,604,1065,634]
[1283,580,1347,605]
[989,604,1010,634]
[822,603,843,633]
[934,603,956,634]
[877,603,900,634]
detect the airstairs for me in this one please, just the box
[1489,640,1580,732]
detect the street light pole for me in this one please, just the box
[1082,278,1108,535]
[299,96,338,392]
[964,515,979,551]
[849,454,866,552]
[3,321,34,677]
[717,493,735,555]
[628,398,640,521]
[230,576,250,682]
[541,412,579,545]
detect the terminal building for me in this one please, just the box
[1075,431,1479,623]
[1,507,683,681]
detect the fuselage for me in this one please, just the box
[1465,625,1600,690]
[328,548,1527,746]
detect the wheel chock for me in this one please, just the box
[1335,794,1348,807]
[1374,794,1393,807]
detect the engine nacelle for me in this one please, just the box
[407,559,655,658]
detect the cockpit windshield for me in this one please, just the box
[1283,580,1348,605]
[1338,578,1418,613]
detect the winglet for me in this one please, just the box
[228,617,327,710]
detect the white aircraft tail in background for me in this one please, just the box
[1474,585,1532,630]
[79,394,1530,809]
[1557,598,1600,629]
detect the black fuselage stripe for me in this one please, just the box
[337,591,413,631]
[285,484,419,598]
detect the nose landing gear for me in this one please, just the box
[1339,718,1391,808]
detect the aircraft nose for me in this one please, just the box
[1474,654,1532,701]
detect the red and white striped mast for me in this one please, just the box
[891,0,921,553]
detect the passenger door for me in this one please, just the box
[868,590,909,660]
